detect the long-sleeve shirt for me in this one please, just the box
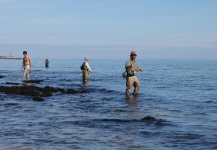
[84,61,92,72]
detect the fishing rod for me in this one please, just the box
[31,52,42,70]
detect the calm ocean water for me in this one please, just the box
[0,58,217,150]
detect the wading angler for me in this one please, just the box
[125,51,144,96]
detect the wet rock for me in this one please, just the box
[155,121,165,126]
[22,80,44,84]
[42,86,56,97]
[141,116,168,126]
[5,82,20,85]
[32,96,44,102]
[0,75,5,79]
[0,85,79,100]
[44,86,58,93]
[42,86,66,96]
[57,88,66,94]
[66,89,77,94]
[142,116,156,121]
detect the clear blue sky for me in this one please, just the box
[0,0,217,59]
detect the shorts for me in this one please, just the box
[24,65,30,71]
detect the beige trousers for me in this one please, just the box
[126,76,140,95]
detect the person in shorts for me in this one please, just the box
[22,51,32,80]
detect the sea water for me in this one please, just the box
[0,58,217,150]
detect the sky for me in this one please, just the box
[0,0,217,59]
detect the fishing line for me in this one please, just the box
[32,52,42,69]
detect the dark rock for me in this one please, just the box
[32,96,44,102]
[44,86,58,93]
[22,80,44,84]
[57,88,66,94]
[5,82,20,85]
[155,121,165,126]
[142,116,156,121]
[42,91,53,97]
[0,85,78,100]
[0,75,5,79]
[66,89,77,94]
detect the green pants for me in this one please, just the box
[82,70,89,81]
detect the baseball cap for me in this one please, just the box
[130,51,137,56]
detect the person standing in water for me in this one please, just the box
[125,51,144,96]
[45,58,49,68]
[22,51,32,80]
[81,57,92,82]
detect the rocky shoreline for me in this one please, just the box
[0,85,88,101]
[0,79,87,101]
[0,75,167,126]
[0,56,21,59]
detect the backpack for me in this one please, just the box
[80,62,85,70]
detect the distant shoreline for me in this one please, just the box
[0,56,22,59]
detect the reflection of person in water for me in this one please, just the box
[45,58,49,68]
[82,80,88,86]
[126,94,139,102]
[125,94,139,118]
